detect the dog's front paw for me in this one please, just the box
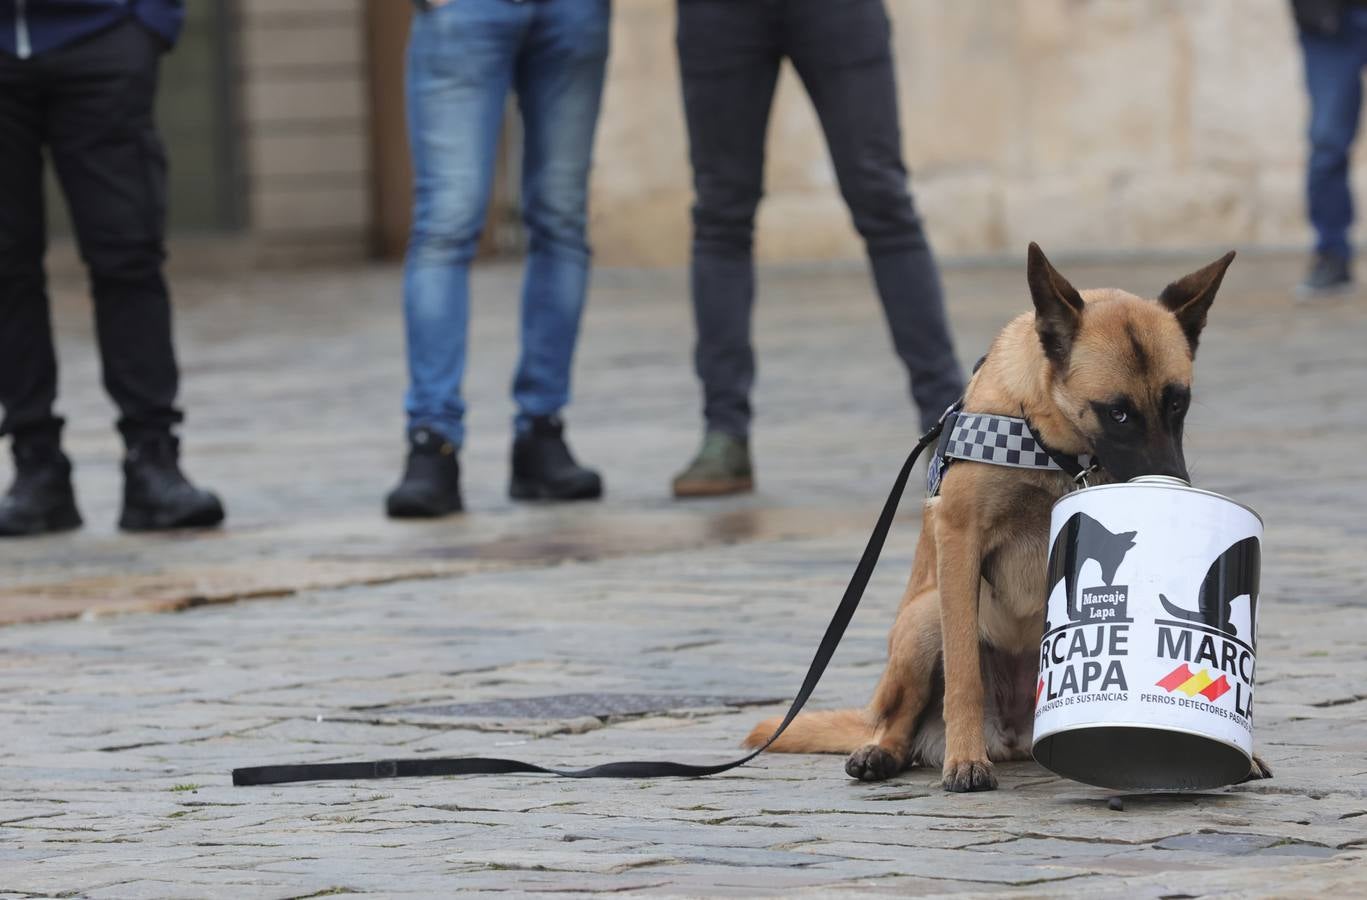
[942,758,997,792]
[1242,754,1273,782]
[845,744,903,782]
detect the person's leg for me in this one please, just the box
[0,50,82,536]
[401,0,522,448]
[501,0,611,502]
[44,20,182,446]
[677,0,782,441]
[786,0,964,429]
[1300,18,1364,262]
[389,0,523,516]
[0,50,61,445]
[45,19,221,530]
[510,0,609,428]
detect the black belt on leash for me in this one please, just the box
[231,421,946,787]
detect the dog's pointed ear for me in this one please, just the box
[1159,251,1235,355]
[1027,242,1085,366]
[1120,531,1137,547]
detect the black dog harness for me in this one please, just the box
[927,401,1097,496]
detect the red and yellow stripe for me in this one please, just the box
[1156,664,1231,701]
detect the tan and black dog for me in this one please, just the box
[744,243,1272,792]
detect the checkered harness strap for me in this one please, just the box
[927,409,1093,496]
[948,412,1065,468]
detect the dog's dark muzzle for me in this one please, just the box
[1096,437,1189,484]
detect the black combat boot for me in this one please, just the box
[386,427,462,518]
[0,437,83,537]
[120,434,225,531]
[510,415,602,502]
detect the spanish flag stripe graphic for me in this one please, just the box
[1200,674,1232,701]
[1176,669,1215,697]
[1156,663,1194,692]
[1156,664,1236,702]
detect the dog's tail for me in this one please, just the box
[742,709,874,754]
[1159,593,1200,623]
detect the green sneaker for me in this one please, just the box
[672,432,754,498]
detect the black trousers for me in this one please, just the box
[0,19,181,446]
[677,0,966,435]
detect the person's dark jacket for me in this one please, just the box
[0,0,184,59]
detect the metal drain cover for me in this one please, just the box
[394,692,780,720]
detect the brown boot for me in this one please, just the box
[671,432,753,498]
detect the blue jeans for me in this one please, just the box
[403,0,610,446]
[1301,8,1367,257]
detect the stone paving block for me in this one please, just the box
[1153,831,1309,855]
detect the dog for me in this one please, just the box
[744,243,1272,791]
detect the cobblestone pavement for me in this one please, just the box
[1,256,1364,897]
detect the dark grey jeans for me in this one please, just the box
[677,0,965,436]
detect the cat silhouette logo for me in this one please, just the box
[1044,512,1137,631]
[1159,536,1260,644]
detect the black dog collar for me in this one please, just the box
[1023,414,1099,484]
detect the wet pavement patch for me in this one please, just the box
[1155,832,1338,858]
[392,693,781,721]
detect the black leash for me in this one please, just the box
[232,422,945,787]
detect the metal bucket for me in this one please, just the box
[1032,476,1262,791]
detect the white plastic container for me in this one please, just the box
[1032,476,1262,791]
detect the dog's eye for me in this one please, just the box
[1170,398,1185,413]
[1109,407,1128,424]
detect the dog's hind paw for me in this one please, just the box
[1242,754,1273,782]
[942,758,997,792]
[845,745,903,782]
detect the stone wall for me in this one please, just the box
[224,0,1341,267]
[592,0,1327,267]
